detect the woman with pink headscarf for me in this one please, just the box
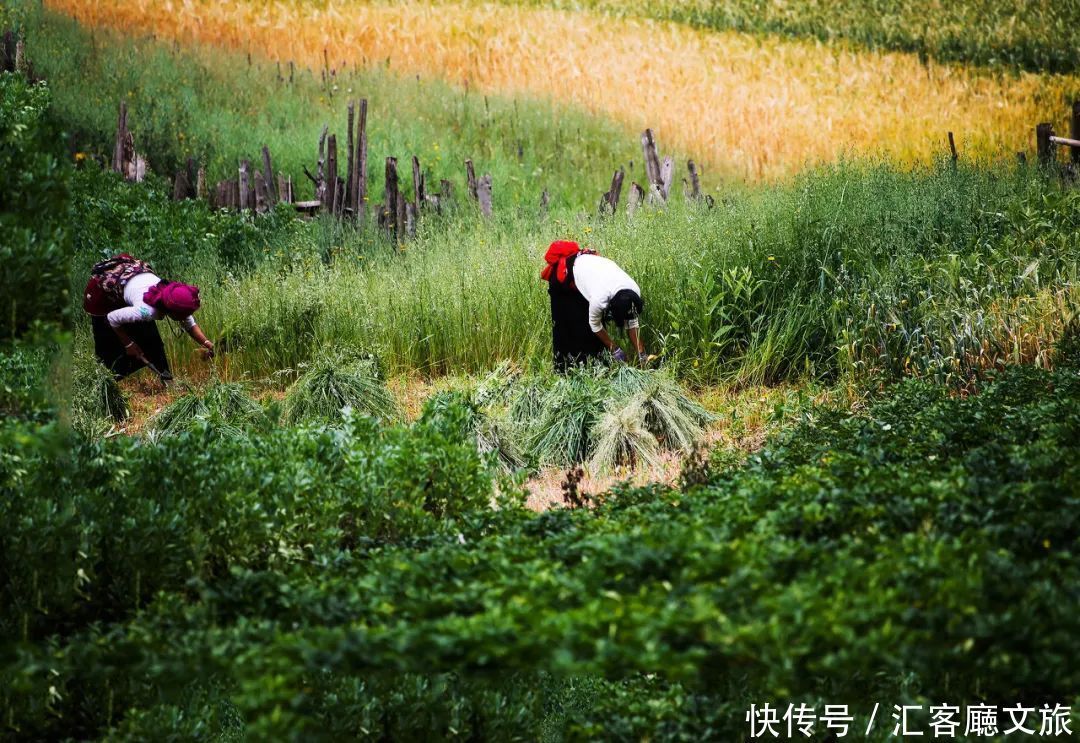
[83,254,214,381]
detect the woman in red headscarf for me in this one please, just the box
[83,254,214,381]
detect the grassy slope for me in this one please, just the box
[16,4,646,211]
[38,0,1080,181]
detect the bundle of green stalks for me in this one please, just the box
[457,363,712,473]
[281,350,398,426]
[421,388,525,473]
[148,381,263,438]
[70,350,128,437]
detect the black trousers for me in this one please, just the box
[91,316,173,380]
[549,256,605,373]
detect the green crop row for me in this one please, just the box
[3,352,1078,738]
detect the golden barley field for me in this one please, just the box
[47,0,1080,179]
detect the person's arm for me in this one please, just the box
[628,326,645,356]
[107,305,153,359]
[184,319,214,358]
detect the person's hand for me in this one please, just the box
[201,339,215,359]
[611,347,627,363]
[124,341,143,359]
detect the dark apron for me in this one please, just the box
[91,316,172,380]
[549,254,605,373]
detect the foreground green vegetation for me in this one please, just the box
[5,32,1080,741]
[493,0,1080,74]
[4,350,1079,738]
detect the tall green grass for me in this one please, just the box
[14,2,652,211]
[161,161,1080,387]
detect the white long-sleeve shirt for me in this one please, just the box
[572,254,641,332]
[106,273,196,329]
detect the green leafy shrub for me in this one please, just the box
[2,364,1079,739]
[0,343,53,421]
[0,70,72,340]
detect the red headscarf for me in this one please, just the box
[541,240,595,284]
[144,281,201,319]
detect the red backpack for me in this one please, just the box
[83,253,154,316]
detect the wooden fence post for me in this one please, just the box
[385,157,399,237]
[627,182,644,216]
[261,146,277,204]
[477,174,493,218]
[641,129,661,196]
[326,134,339,215]
[599,168,624,215]
[173,168,191,200]
[345,101,355,214]
[1072,101,1080,166]
[354,99,368,220]
[412,155,424,209]
[254,171,267,213]
[1,30,15,72]
[947,132,958,168]
[465,159,478,201]
[196,167,206,200]
[113,101,128,175]
[238,160,251,211]
[686,160,702,201]
[1036,123,1055,167]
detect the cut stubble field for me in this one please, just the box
[47,0,1080,180]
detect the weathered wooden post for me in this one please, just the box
[412,155,424,209]
[599,168,624,215]
[1,31,15,72]
[641,130,661,194]
[261,146,277,204]
[1072,101,1080,166]
[326,134,339,215]
[385,156,400,237]
[354,99,368,220]
[686,160,702,201]
[947,132,958,168]
[465,159,478,201]
[477,174,493,218]
[1036,123,1055,167]
[345,101,355,213]
[173,169,191,200]
[540,189,550,214]
[627,182,644,216]
[238,159,251,211]
[196,167,206,201]
[659,156,674,200]
[113,101,129,176]
[254,171,267,213]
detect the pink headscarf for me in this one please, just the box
[144,281,201,319]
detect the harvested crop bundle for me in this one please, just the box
[71,349,128,437]
[523,371,607,467]
[589,394,662,472]
[148,381,263,437]
[282,351,397,426]
[422,389,524,473]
